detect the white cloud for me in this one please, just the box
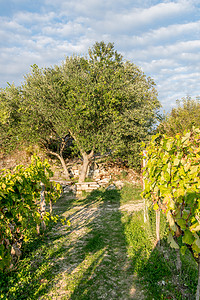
[42,21,86,37]
[0,0,200,112]
[92,0,193,34]
[0,17,29,34]
[127,21,200,47]
[13,11,56,26]
[124,39,200,66]
[141,59,179,73]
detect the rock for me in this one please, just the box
[114,181,124,189]
[106,184,116,190]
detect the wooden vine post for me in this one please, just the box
[143,149,160,244]
[40,182,46,231]
[142,150,149,223]
[37,182,46,235]
[156,209,160,246]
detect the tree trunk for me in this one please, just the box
[79,150,94,183]
[36,224,40,235]
[48,151,70,180]
[40,182,46,231]
[196,254,200,300]
[59,154,70,180]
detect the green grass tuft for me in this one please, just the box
[120,182,142,204]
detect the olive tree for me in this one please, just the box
[19,42,160,182]
[59,42,160,179]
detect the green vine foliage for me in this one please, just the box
[0,155,62,271]
[142,128,200,261]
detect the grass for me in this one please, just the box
[0,183,198,299]
[120,182,142,204]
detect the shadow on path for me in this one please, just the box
[70,189,132,299]
[50,189,144,299]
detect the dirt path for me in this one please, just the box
[42,190,145,299]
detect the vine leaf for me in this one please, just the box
[167,233,179,249]
[182,229,195,245]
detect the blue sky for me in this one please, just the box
[0,0,200,112]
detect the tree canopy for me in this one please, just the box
[158,96,200,136]
[0,84,22,153]
[1,42,161,180]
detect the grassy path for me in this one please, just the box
[45,188,145,299]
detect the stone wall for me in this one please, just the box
[69,161,138,183]
[1,150,140,196]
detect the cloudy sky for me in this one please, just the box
[0,0,200,111]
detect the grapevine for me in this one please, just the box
[142,128,200,298]
[0,155,62,271]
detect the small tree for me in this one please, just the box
[142,128,200,299]
[158,96,200,136]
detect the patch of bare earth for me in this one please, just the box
[120,201,144,213]
[42,194,145,300]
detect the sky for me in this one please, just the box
[0,0,200,112]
